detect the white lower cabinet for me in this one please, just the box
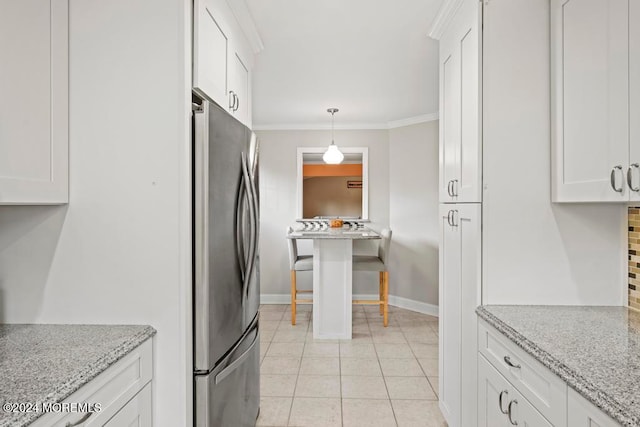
[567,388,619,427]
[32,339,153,427]
[478,355,552,427]
[104,383,152,427]
[439,203,481,427]
[478,320,622,427]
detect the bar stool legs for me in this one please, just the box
[383,271,389,327]
[291,270,297,325]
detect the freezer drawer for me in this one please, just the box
[195,317,260,427]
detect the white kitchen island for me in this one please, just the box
[287,228,380,339]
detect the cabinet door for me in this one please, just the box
[103,382,152,427]
[630,2,640,201]
[478,355,554,427]
[0,0,68,204]
[478,355,511,427]
[438,0,482,203]
[551,0,629,202]
[193,0,230,109]
[567,388,619,427]
[439,203,481,427]
[229,49,250,126]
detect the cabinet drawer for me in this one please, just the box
[32,339,152,427]
[478,319,567,427]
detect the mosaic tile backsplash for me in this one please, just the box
[629,208,640,311]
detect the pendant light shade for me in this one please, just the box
[323,108,344,164]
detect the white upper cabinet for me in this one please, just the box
[438,0,482,204]
[551,0,631,202]
[193,0,231,110]
[630,1,640,202]
[193,0,253,128]
[228,49,251,126]
[0,0,69,204]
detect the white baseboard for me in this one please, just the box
[260,293,438,317]
[388,295,439,317]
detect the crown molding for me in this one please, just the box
[387,113,439,129]
[253,112,439,131]
[253,123,389,131]
[226,0,264,54]
[428,0,465,40]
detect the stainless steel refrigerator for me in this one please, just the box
[192,96,260,427]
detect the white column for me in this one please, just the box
[312,239,353,339]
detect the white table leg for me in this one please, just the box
[312,239,352,339]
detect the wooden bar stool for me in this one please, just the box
[352,228,392,326]
[287,226,313,325]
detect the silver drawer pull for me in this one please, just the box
[507,400,518,425]
[628,164,640,192]
[504,355,521,369]
[65,412,92,427]
[498,390,509,414]
[610,165,623,193]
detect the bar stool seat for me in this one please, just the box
[352,228,392,326]
[287,226,313,325]
[352,256,385,271]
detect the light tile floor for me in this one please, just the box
[257,304,448,427]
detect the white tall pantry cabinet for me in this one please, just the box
[433,0,482,426]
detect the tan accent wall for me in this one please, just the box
[629,208,640,311]
[303,176,362,218]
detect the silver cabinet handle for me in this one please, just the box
[446,180,453,197]
[65,412,93,427]
[498,390,509,414]
[504,355,521,369]
[507,400,518,425]
[452,210,459,227]
[452,179,459,196]
[610,165,624,193]
[229,90,237,110]
[628,164,640,192]
[446,210,453,226]
[234,93,240,112]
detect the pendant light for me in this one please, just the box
[323,108,344,164]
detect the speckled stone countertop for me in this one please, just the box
[477,306,640,427]
[0,324,156,427]
[287,228,381,240]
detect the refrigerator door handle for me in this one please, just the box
[246,166,259,300]
[235,177,246,280]
[240,153,256,307]
[214,319,259,384]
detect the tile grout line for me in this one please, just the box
[367,310,399,427]
[286,308,308,427]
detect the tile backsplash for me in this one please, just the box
[629,208,640,311]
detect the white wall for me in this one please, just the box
[0,0,192,425]
[389,121,440,308]
[258,129,390,299]
[482,0,625,305]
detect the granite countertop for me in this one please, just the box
[0,324,156,427]
[288,228,381,240]
[477,305,640,427]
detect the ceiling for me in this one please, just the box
[245,0,443,129]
